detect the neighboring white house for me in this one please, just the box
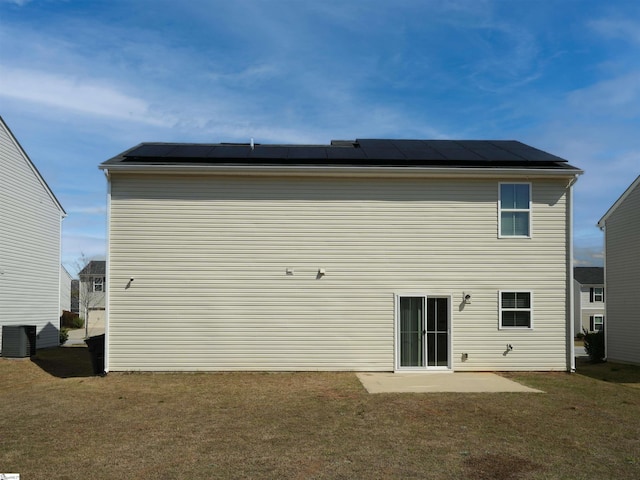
[60,265,73,313]
[78,260,106,326]
[573,267,605,335]
[0,116,66,351]
[100,139,582,372]
[598,175,640,365]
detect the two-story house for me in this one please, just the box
[0,116,66,353]
[78,260,106,329]
[573,267,605,335]
[598,175,640,365]
[99,139,582,373]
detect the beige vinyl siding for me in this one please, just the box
[108,173,570,371]
[0,120,63,350]
[604,181,640,365]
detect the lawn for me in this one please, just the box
[1,348,639,479]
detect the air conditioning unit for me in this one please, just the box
[1,325,37,358]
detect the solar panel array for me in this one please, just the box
[106,139,574,169]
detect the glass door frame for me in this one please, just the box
[394,293,452,372]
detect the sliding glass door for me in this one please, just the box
[399,296,425,367]
[397,295,450,369]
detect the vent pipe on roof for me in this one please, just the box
[250,138,254,150]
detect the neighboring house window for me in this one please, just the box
[499,183,531,237]
[590,315,604,332]
[500,291,532,328]
[590,287,604,302]
[93,277,104,292]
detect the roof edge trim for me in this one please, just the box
[0,116,67,216]
[597,175,640,229]
[98,163,583,178]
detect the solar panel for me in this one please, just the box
[107,139,574,170]
[326,147,367,160]
[357,139,406,159]
[393,140,446,160]
[249,146,289,158]
[290,147,328,159]
[498,142,567,162]
[168,145,215,158]
[125,144,177,158]
[425,141,484,161]
[208,146,253,158]
[458,141,522,161]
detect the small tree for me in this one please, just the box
[75,254,106,339]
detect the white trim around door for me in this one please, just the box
[395,294,452,371]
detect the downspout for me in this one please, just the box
[567,174,579,372]
[103,169,111,373]
[598,222,607,361]
[58,212,63,345]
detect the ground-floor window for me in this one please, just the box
[499,291,532,328]
[591,315,604,332]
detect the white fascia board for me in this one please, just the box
[99,163,583,180]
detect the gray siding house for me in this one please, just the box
[598,175,640,365]
[0,116,66,351]
[100,139,581,372]
[573,267,605,335]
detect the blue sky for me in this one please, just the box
[2,0,639,275]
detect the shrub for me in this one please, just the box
[583,328,605,362]
[60,327,69,345]
[576,332,585,340]
[60,310,84,329]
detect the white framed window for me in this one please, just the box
[499,291,532,329]
[499,183,531,238]
[591,315,604,332]
[93,277,104,292]
[592,287,604,302]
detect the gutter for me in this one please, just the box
[98,163,584,179]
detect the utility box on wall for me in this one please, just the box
[1,325,37,358]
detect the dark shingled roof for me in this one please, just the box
[574,267,604,285]
[101,139,581,171]
[78,260,106,276]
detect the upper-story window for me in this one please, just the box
[591,287,604,302]
[93,277,105,292]
[499,183,531,238]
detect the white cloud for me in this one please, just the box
[0,67,175,127]
[0,0,32,5]
[574,246,604,267]
[589,18,640,45]
[66,206,107,215]
[205,64,279,85]
[568,71,640,116]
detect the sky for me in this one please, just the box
[1,0,639,276]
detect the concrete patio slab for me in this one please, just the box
[357,372,543,393]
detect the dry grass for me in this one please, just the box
[1,348,639,479]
